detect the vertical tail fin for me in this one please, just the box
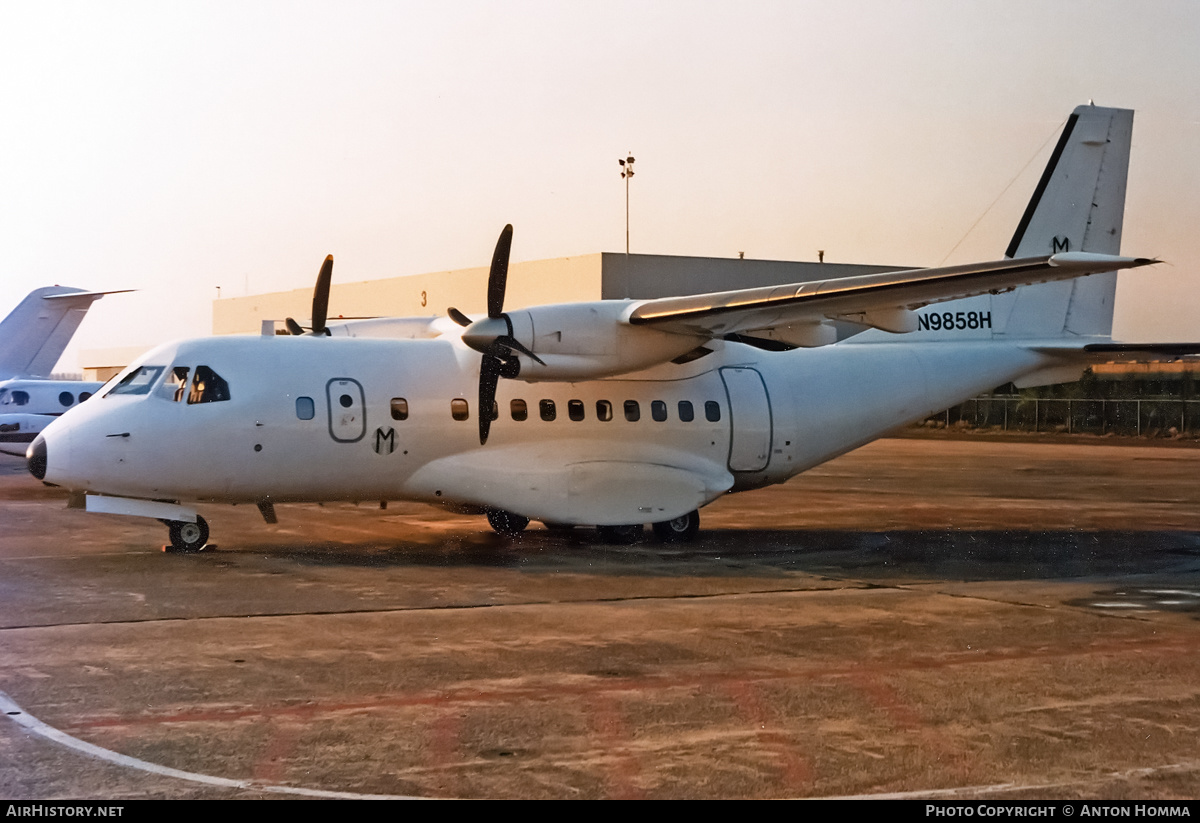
[0,287,106,379]
[997,104,1133,338]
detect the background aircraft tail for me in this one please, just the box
[0,287,107,379]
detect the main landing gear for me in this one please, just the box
[486,509,530,536]
[164,516,210,553]
[488,510,702,544]
[651,509,701,543]
[598,510,701,544]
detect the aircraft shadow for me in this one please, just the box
[242,527,1200,584]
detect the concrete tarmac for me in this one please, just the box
[1,436,1199,800]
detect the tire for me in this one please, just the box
[596,523,644,545]
[167,516,209,553]
[652,510,700,543]
[487,509,530,536]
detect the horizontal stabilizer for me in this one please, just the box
[627,253,1155,341]
[41,289,135,301]
[1083,343,1200,357]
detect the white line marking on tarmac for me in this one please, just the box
[830,761,1200,799]
[0,691,424,800]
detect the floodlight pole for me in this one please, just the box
[619,154,635,255]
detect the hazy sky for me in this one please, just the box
[3,1,1198,372]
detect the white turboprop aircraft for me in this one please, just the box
[0,287,125,455]
[28,105,1183,551]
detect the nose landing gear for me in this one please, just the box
[165,516,210,552]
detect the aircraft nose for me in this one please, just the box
[27,434,47,480]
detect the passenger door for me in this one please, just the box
[720,367,772,472]
[326,378,366,443]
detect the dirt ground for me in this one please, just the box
[1,437,1198,799]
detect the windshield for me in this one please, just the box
[106,366,166,397]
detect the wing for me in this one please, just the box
[626,252,1155,339]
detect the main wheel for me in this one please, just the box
[487,509,530,536]
[596,523,644,545]
[652,510,700,543]
[167,516,209,553]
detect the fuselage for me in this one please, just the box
[33,332,1054,525]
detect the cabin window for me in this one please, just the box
[13,391,28,405]
[539,399,556,421]
[58,391,73,407]
[596,400,613,421]
[451,399,469,421]
[511,399,528,421]
[79,392,92,402]
[108,366,165,397]
[390,398,409,420]
[624,400,640,422]
[568,399,585,421]
[705,400,721,422]
[296,396,315,420]
[187,366,231,404]
[651,400,667,422]
[678,400,695,422]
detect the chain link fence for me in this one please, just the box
[925,396,1200,436]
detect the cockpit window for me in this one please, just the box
[161,366,190,402]
[187,366,231,404]
[107,366,165,396]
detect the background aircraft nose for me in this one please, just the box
[27,434,46,480]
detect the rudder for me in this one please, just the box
[997,104,1132,339]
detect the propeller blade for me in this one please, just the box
[487,224,513,319]
[447,307,472,327]
[478,354,503,445]
[284,317,305,336]
[312,255,333,335]
[495,335,546,367]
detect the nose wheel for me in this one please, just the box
[166,516,210,552]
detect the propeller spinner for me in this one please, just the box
[285,255,334,336]
[448,225,543,444]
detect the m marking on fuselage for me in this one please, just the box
[374,427,396,455]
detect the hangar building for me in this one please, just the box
[212,252,904,336]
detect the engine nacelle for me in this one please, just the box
[498,301,706,381]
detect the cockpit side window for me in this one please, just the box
[187,366,231,404]
[160,366,190,402]
[107,366,165,397]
